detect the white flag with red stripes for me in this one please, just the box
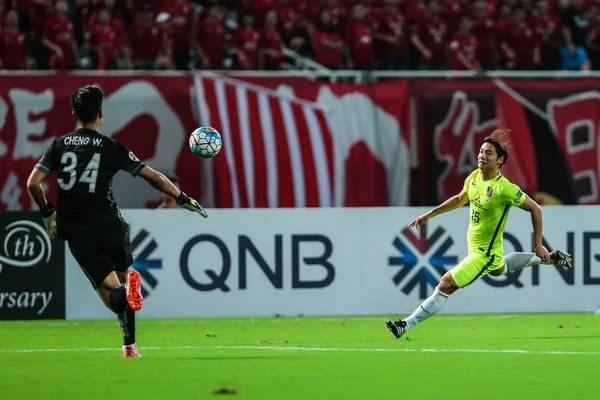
[194,72,336,208]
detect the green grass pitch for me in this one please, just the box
[1,314,599,399]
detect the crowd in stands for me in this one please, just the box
[0,0,597,71]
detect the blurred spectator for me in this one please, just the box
[23,0,53,69]
[374,0,406,70]
[42,0,77,70]
[0,0,5,26]
[278,0,311,58]
[278,0,298,43]
[0,9,27,69]
[309,7,345,69]
[231,8,260,69]
[407,0,430,26]
[84,7,121,69]
[89,0,124,42]
[155,12,176,69]
[124,4,164,69]
[443,0,467,36]
[449,14,481,72]
[260,10,283,69]
[345,3,375,70]
[532,0,560,70]
[411,0,448,70]
[585,3,600,68]
[162,0,194,70]
[194,5,226,69]
[3,0,600,72]
[500,6,540,70]
[559,0,591,70]
[471,0,496,70]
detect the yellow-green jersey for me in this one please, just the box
[464,169,527,257]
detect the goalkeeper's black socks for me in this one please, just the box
[117,307,136,346]
[109,285,128,313]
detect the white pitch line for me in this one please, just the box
[0,345,598,356]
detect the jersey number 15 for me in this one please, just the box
[58,151,101,193]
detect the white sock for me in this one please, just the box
[404,288,450,329]
[502,252,552,275]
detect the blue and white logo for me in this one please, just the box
[388,226,458,299]
[130,228,162,297]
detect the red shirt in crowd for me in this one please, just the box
[309,2,345,34]
[503,22,537,70]
[312,28,342,69]
[164,0,194,52]
[346,21,374,68]
[0,27,27,69]
[471,16,495,63]
[232,26,261,70]
[417,16,448,67]
[21,0,52,41]
[127,22,163,61]
[449,32,477,70]
[406,0,429,25]
[88,12,124,44]
[86,24,120,65]
[195,18,226,69]
[43,16,75,68]
[279,4,301,41]
[443,0,463,35]
[531,15,559,67]
[376,9,407,60]
[260,26,283,69]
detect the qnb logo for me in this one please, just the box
[0,221,52,274]
[130,228,162,297]
[388,226,458,299]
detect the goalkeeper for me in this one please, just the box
[26,85,208,357]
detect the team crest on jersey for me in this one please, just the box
[486,186,494,197]
[129,151,139,161]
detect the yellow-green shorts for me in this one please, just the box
[450,253,504,288]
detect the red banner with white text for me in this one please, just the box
[0,75,203,211]
[0,74,411,211]
[415,79,600,206]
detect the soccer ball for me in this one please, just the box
[189,126,222,159]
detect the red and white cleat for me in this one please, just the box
[122,344,141,358]
[126,269,144,312]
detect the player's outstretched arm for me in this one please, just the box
[138,166,208,218]
[408,189,469,230]
[26,168,57,239]
[518,196,550,261]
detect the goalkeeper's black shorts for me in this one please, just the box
[66,218,133,289]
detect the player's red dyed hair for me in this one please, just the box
[483,129,510,167]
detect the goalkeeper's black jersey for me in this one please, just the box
[35,128,145,237]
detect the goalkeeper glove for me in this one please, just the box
[176,192,208,218]
[40,202,57,239]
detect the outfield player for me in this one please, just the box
[26,85,207,357]
[386,130,573,339]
